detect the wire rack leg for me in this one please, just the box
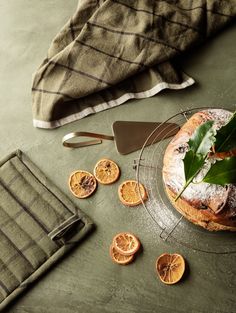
[159,216,183,241]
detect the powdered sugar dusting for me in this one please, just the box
[163,109,235,211]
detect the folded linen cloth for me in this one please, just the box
[32,0,236,129]
[0,150,93,310]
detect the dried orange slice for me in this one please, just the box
[109,244,134,265]
[118,180,147,206]
[94,159,120,184]
[68,170,97,198]
[112,232,140,256]
[156,253,185,285]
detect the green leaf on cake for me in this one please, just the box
[183,151,205,184]
[202,156,236,185]
[175,121,216,200]
[187,120,215,155]
[214,111,236,152]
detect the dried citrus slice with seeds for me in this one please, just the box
[94,159,120,184]
[109,244,134,265]
[112,232,140,256]
[118,180,147,206]
[156,253,185,285]
[69,170,97,198]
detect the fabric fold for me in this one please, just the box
[32,0,236,128]
[48,214,81,240]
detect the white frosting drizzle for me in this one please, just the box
[164,109,235,210]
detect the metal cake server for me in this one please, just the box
[62,121,179,155]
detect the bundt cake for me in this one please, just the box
[162,109,236,231]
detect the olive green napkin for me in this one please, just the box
[32,0,236,128]
[0,150,93,311]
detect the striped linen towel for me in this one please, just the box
[0,150,93,310]
[32,0,236,129]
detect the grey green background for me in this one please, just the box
[0,1,236,312]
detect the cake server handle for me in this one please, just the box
[62,131,114,148]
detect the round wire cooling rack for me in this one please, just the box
[136,107,236,254]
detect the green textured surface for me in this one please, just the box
[0,1,236,312]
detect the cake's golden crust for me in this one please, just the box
[163,109,236,231]
[165,188,236,231]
